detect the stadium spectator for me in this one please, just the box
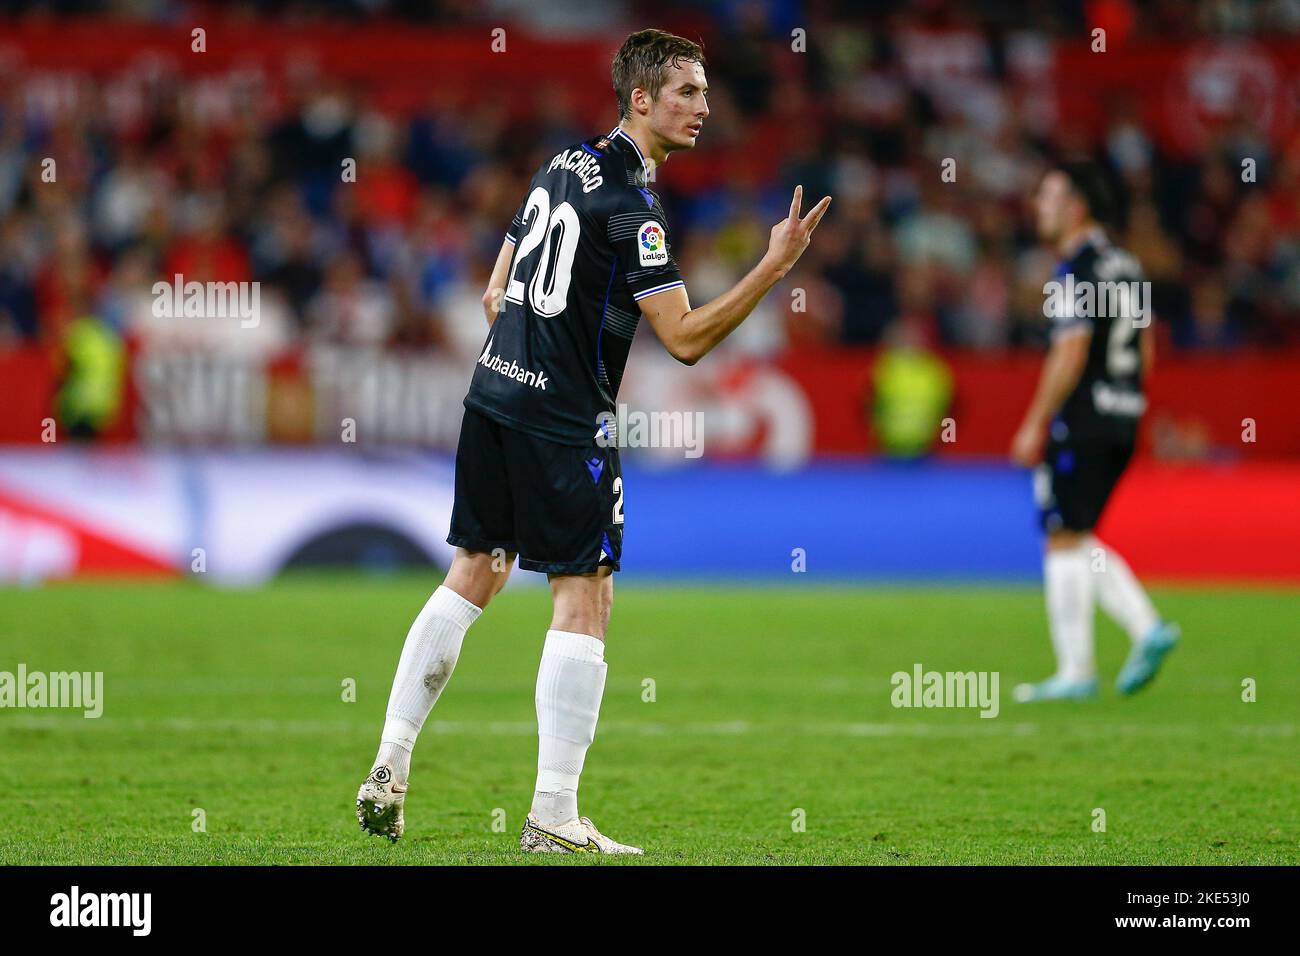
[0,0,1294,371]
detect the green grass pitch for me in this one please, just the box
[0,577,1296,865]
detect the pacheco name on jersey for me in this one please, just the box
[546,147,604,193]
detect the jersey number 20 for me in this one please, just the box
[506,186,580,317]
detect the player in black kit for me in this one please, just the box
[1011,161,1178,704]
[357,29,831,852]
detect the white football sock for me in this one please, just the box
[532,630,606,828]
[375,585,482,781]
[1043,544,1096,681]
[375,740,412,783]
[1089,536,1159,644]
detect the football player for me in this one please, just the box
[1011,161,1179,702]
[358,28,831,851]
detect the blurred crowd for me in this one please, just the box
[1,0,1298,367]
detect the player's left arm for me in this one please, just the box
[1010,329,1091,466]
[481,239,515,327]
[638,186,831,365]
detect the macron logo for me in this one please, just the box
[478,341,549,391]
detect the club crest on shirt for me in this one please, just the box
[638,221,667,266]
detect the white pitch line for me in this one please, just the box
[0,715,1294,739]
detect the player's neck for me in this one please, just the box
[617,121,663,176]
[1058,222,1098,258]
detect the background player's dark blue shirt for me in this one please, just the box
[1046,228,1148,443]
[465,127,684,445]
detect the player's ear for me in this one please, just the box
[631,87,652,118]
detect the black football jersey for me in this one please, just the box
[1046,228,1149,443]
[464,126,685,445]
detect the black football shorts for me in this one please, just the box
[447,407,623,574]
[1035,435,1135,533]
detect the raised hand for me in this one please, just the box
[763,185,832,277]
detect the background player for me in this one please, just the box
[356,29,831,852]
[1011,162,1179,702]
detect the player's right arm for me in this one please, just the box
[639,186,831,365]
[1140,318,1155,377]
[1010,327,1091,466]
[481,238,515,327]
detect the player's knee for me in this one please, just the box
[491,553,517,596]
[594,575,613,637]
[444,550,508,608]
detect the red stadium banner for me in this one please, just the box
[1055,39,1300,156]
[0,20,942,198]
[0,20,615,119]
[7,20,1299,157]
[771,347,1300,460]
[1102,460,1300,584]
[2,344,1297,460]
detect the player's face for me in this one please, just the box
[648,60,709,151]
[1035,171,1080,244]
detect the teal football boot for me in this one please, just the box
[1116,622,1180,695]
[1012,674,1099,702]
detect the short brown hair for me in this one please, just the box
[611,29,705,122]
